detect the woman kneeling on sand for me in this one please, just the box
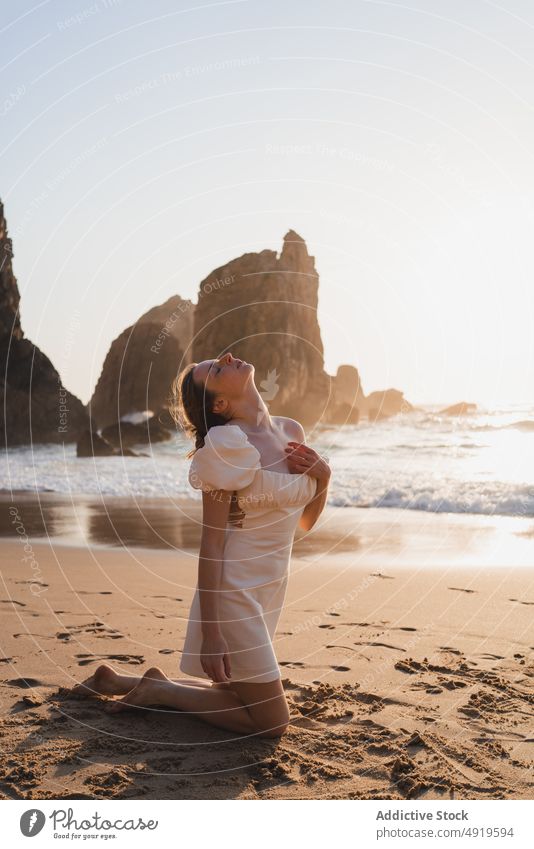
[71,352,331,738]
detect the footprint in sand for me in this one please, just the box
[355,641,406,652]
[281,677,302,690]
[509,598,534,605]
[395,658,425,674]
[344,620,390,627]
[15,580,48,588]
[318,624,336,629]
[280,661,306,669]
[448,587,476,593]
[95,632,123,640]
[17,694,43,710]
[295,699,330,716]
[330,665,351,672]
[439,678,467,690]
[76,590,113,596]
[325,643,372,661]
[62,622,124,639]
[370,573,395,580]
[75,653,144,666]
[150,595,183,602]
[411,682,443,694]
[287,681,359,729]
[0,599,26,606]
[13,632,55,642]
[5,677,42,688]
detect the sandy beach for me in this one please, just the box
[0,496,533,800]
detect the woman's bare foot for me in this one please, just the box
[105,667,169,714]
[71,663,229,700]
[70,663,129,698]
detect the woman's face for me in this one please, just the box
[192,352,253,400]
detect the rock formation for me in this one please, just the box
[438,401,477,416]
[84,230,416,430]
[191,230,414,425]
[192,230,331,425]
[76,430,148,457]
[0,199,89,446]
[87,295,194,430]
[365,388,414,421]
[328,365,365,424]
[1,199,417,447]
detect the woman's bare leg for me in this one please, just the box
[70,663,227,698]
[105,666,278,737]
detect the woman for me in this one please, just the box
[72,352,331,739]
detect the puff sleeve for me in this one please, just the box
[188,425,261,493]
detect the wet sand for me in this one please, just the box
[1,489,533,566]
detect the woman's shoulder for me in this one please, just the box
[188,424,261,492]
[206,423,250,442]
[272,416,305,442]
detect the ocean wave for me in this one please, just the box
[331,488,534,518]
[3,405,534,519]
[461,420,534,433]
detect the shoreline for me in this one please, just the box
[1,490,533,566]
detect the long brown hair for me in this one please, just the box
[168,363,229,459]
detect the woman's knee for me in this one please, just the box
[256,719,290,739]
[229,678,290,738]
[251,696,291,738]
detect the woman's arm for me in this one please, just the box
[198,489,231,634]
[298,473,331,531]
[283,422,332,531]
[197,488,232,681]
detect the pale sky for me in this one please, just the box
[2,0,533,407]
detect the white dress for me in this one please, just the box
[180,424,317,683]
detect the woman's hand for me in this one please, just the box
[200,631,232,683]
[284,442,331,483]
